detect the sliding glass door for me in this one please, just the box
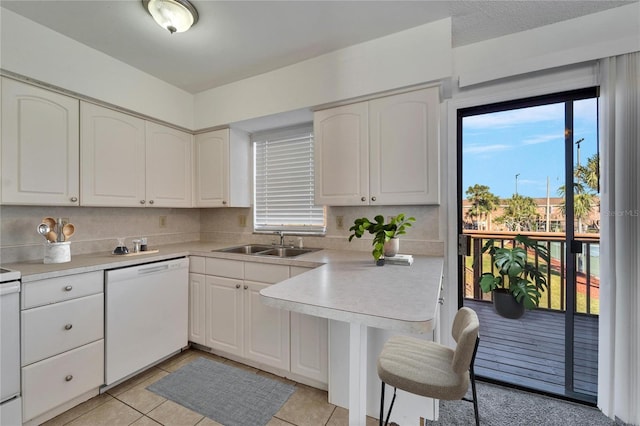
[457,88,600,403]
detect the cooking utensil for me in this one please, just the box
[56,218,64,242]
[45,231,58,243]
[42,217,56,229]
[62,223,75,241]
[37,223,50,238]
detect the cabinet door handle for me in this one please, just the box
[438,297,445,305]
[140,200,146,205]
[64,324,73,330]
[70,196,78,202]
[235,284,240,289]
[65,375,73,382]
[361,197,366,202]
[371,196,377,202]
[244,285,248,290]
[64,285,73,291]
[149,200,154,205]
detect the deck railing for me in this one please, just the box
[463,230,600,315]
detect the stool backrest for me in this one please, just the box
[451,307,480,374]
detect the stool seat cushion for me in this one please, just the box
[377,335,470,401]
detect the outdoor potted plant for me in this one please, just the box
[348,214,415,265]
[478,234,549,319]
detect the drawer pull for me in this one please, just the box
[64,285,73,291]
[64,324,73,330]
[235,284,240,289]
[65,375,73,382]
[438,297,445,305]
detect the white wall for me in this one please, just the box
[194,19,453,130]
[454,2,640,88]
[0,8,194,129]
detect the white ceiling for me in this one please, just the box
[1,0,634,94]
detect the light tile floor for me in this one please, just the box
[42,348,379,426]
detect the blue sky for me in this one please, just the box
[462,98,598,199]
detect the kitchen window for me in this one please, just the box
[253,125,326,234]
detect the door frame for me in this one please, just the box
[453,87,599,400]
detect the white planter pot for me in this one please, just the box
[383,238,399,257]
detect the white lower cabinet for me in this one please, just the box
[289,266,328,383]
[189,257,327,384]
[22,340,104,422]
[244,280,290,370]
[205,275,244,357]
[20,271,104,423]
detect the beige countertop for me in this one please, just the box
[260,250,443,334]
[4,241,444,333]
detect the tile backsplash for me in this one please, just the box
[1,204,443,263]
[0,206,201,263]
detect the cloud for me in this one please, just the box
[521,134,562,145]
[463,143,512,154]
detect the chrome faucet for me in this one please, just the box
[275,231,286,247]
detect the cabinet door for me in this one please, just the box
[369,87,440,205]
[193,129,229,207]
[314,102,369,206]
[290,312,328,383]
[145,122,192,207]
[243,280,290,370]
[80,102,146,207]
[205,275,243,356]
[1,78,79,205]
[189,273,206,346]
[289,266,327,383]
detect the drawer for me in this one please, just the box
[22,340,104,422]
[22,271,103,309]
[190,256,205,274]
[22,294,104,366]
[245,262,289,283]
[206,258,244,279]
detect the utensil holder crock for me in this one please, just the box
[44,241,71,264]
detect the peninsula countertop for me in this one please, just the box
[260,250,444,334]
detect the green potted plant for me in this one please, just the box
[478,234,549,319]
[348,214,415,264]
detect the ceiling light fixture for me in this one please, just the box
[142,0,199,34]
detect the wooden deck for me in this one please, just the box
[465,299,598,402]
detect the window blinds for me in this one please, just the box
[253,127,325,233]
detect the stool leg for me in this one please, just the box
[470,366,480,426]
[379,382,385,426]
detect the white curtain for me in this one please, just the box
[598,52,640,425]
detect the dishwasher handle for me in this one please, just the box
[138,264,169,275]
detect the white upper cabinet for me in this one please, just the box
[314,87,440,206]
[80,102,146,207]
[81,102,192,207]
[193,128,250,208]
[145,122,192,207]
[1,78,80,206]
[314,102,369,206]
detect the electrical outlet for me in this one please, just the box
[336,215,344,229]
[238,214,247,227]
[159,215,167,228]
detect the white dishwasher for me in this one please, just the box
[105,258,189,385]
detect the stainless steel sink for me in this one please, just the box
[260,247,318,258]
[214,244,319,258]
[215,244,273,255]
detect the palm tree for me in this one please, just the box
[465,184,500,230]
[558,153,599,233]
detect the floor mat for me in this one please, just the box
[147,357,295,426]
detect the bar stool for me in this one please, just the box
[377,307,480,425]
